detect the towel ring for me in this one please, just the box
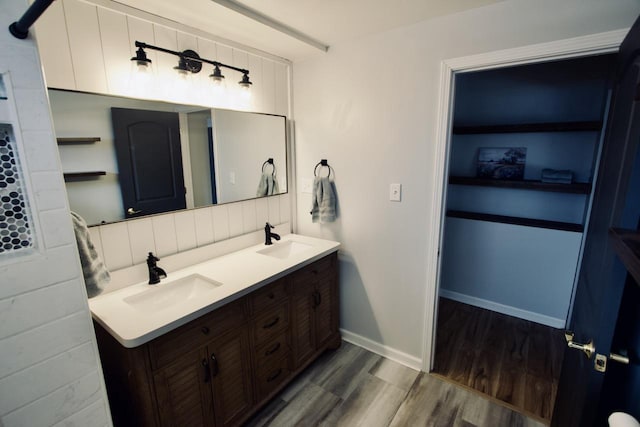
[262,158,276,176]
[314,159,332,178]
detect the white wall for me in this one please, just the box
[213,110,287,204]
[0,0,111,425]
[292,0,640,365]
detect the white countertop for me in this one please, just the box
[89,233,340,348]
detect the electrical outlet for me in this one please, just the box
[229,171,236,184]
[390,183,402,202]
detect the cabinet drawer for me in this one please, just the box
[255,355,291,401]
[252,302,288,346]
[250,278,287,313]
[255,330,289,368]
[149,298,246,370]
[290,255,334,284]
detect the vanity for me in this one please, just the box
[90,234,340,427]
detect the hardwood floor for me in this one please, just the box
[246,341,545,426]
[433,298,566,423]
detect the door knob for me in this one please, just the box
[565,331,596,359]
[127,207,141,215]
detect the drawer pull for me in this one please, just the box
[263,316,280,329]
[267,368,282,382]
[268,292,275,299]
[202,359,210,383]
[210,353,219,377]
[201,326,210,335]
[265,342,281,356]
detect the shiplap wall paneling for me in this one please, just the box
[176,31,199,106]
[275,62,288,116]
[97,7,130,96]
[248,53,264,113]
[34,0,75,90]
[126,15,157,100]
[153,24,180,103]
[195,37,218,106]
[262,59,276,114]
[64,0,108,94]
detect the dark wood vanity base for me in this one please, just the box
[94,252,339,427]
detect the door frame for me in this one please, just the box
[421,29,628,373]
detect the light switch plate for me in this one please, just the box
[301,178,313,194]
[390,183,402,202]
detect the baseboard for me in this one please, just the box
[340,329,423,371]
[439,289,566,328]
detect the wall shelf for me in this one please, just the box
[452,121,602,135]
[609,228,640,284]
[63,171,106,181]
[57,137,101,144]
[447,210,584,233]
[448,176,592,194]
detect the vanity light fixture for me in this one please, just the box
[209,65,225,85]
[130,41,251,90]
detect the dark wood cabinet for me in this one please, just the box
[290,252,339,369]
[153,348,215,427]
[95,252,340,427]
[208,329,253,427]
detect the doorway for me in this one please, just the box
[427,32,615,422]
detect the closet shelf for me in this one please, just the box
[57,137,101,144]
[63,171,106,181]
[447,210,584,233]
[609,228,640,284]
[452,121,602,135]
[448,176,592,194]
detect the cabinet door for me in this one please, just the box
[315,272,337,348]
[290,276,316,369]
[153,348,215,427]
[209,328,254,427]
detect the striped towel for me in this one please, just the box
[71,212,110,298]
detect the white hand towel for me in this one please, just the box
[71,211,110,297]
[256,173,280,196]
[310,176,337,223]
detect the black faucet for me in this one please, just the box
[264,222,280,245]
[147,252,167,285]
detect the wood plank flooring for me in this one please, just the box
[433,298,566,423]
[246,341,545,427]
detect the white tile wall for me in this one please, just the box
[212,204,230,242]
[0,3,111,424]
[90,194,291,273]
[174,210,197,252]
[193,206,214,247]
[127,218,155,264]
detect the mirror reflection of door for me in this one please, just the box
[111,108,186,219]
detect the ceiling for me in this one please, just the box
[113,0,506,62]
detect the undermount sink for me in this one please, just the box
[123,274,222,313]
[257,240,313,259]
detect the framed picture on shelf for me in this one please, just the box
[477,147,527,180]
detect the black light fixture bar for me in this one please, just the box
[134,41,250,76]
[8,0,55,39]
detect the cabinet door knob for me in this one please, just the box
[263,316,280,329]
[201,326,210,335]
[268,292,275,299]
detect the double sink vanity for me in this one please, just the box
[89,233,341,426]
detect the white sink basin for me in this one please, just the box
[257,240,313,259]
[123,274,222,313]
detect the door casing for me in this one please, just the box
[422,29,628,372]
